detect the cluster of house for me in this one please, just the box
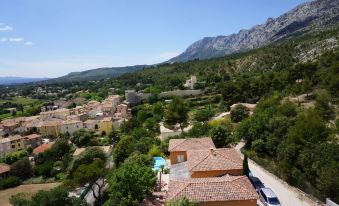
[167,137,258,206]
[0,95,130,157]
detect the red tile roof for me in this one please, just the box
[168,175,258,202]
[168,138,215,152]
[0,163,10,174]
[33,142,54,154]
[187,148,243,172]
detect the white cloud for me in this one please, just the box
[0,22,34,45]
[0,25,13,31]
[9,37,24,42]
[25,41,34,46]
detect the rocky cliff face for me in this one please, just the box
[169,0,339,62]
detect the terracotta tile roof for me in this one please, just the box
[40,120,63,127]
[2,121,18,127]
[101,103,113,108]
[60,120,82,125]
[84,119,98,124]
[0,138,10,144]
[168,138,215,152]
[33,142,54,154]
[0,163,10,174]
[40,108,69,115]
[168,175,258,202]
[8,135,25,141]
[24,134,42,140]
[187,148,243,172]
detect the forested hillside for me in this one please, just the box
[100,27,338,92]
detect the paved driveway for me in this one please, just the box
[235,142,320,206]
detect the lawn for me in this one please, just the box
[0,182,61,205]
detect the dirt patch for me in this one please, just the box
[0,182,61,205]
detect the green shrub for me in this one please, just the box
[0,150,28,164]
[230,104,249,122]
[195,108,214,122]
[0,176,21,190]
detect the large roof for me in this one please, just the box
[168,138,215,152]
[40,108,69,115]
[60,120,82,125]
[168,175,258,202]
[33,142,54,154]
[40,119,63,127]
[8,135,24,141]
[187,148,243,172]
[24,134,42,140]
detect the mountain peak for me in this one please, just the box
[169,0,339,63]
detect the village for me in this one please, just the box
[0,71,331,206]
[0,94,129,156]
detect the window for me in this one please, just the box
[262,192,268,202]
[268,197,280,205]
[177,155,185,163]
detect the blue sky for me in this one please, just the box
[0,0,309,78]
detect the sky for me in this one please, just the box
[0,0,310,78]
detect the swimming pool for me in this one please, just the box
[153,156,167,171]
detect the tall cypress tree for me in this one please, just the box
[243,155,249,177]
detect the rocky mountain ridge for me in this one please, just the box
[169,0,339,62]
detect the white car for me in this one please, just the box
[259,188,281,206]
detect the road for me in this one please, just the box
[211,112,230,120]
[235,142,319,206]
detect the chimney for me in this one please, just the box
[210,148,215,155]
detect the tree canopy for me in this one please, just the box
[164,97,189,131]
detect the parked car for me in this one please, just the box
[248,170,253,177]
[249,176,264,192]
[259,188,281,206]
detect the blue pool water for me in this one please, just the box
[153,156,166,171]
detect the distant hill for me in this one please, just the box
[169,0,339,62]
[0,76,49,85]
[47,65,149,83]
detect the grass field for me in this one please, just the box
[0,97,41,106]
[0,97,43,121]
[0,182,61,205]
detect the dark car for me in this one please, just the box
[249,176,265,192]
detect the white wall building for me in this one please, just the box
[184,75,197,89]
[59,120,83,136]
